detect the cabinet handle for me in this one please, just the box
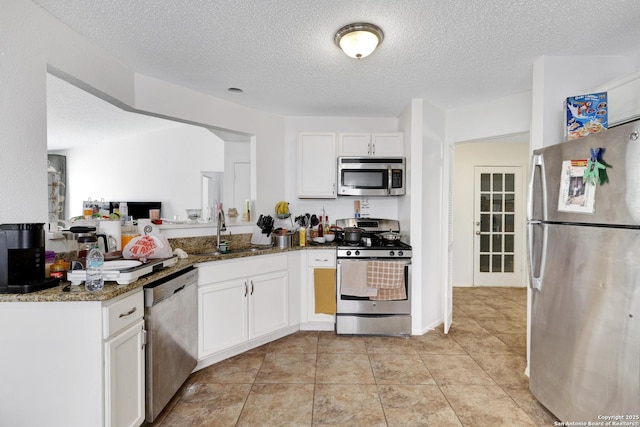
[244,281,248,297]
[118,307,137,318]
[250,280,255,295]
[315,258,328,262]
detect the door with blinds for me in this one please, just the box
[473,167,524,286]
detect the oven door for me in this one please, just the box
[336,259,411,314]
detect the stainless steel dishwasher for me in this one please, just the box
[143,266,198,423]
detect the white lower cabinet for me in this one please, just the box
[197,254,289,361]
[104,318,146,427]
[0,289,145,427]
[300,249,336,331]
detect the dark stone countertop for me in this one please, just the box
[0,243,336,303]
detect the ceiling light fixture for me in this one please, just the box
[334,22,384,59]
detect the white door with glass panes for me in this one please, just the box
[473,167,524,286]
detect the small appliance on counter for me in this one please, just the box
[66,256,178,286]
[0,223,59,293]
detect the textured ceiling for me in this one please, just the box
[36,0,640,146]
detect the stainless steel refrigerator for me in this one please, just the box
[528,120,640,422]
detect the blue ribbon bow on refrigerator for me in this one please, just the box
[583,147,609,186]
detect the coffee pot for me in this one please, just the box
[69,226,109,255]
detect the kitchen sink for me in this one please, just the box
[196,247,272,257]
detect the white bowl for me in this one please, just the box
[324,234,335,242]
[312,237,326,244]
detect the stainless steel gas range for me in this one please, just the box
[335,218,412,336]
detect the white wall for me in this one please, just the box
[531,55,640,151]
[452,139,530,286]
[52,124,224,220]
[0,0,285,226]
[447,91,532,143]
[283,117,401,222]
[419,100,447,332]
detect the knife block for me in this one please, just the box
[250,226,273,246]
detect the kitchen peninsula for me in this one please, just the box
[0,236,335,427]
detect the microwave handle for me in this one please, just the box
[387,165,392,195]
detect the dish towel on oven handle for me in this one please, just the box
[314,268,336,314]
[339,260,377,297]
[367,260,406,301]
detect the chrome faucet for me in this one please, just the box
[217,209,227,252]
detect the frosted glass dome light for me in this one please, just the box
[335,23,384,59]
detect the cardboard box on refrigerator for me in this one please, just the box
[565,92,608,140]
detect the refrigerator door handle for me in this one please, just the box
[527,153,546,221]
[527,221,546,291]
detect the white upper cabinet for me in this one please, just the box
[297,132,337,198]
[338,132,404,157]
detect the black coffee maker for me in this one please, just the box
[0,223,59,293]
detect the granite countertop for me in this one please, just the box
[0,243,335,303]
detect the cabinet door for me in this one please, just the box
[104,319,145,427]
[305,250,336,327]
[297,132,336,198]
[199,279,249,357]
[371,132,404,156]
[249,271,288,338]
[338,133,371,156]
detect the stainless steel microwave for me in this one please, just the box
[337,157,406,196]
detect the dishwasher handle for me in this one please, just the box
[144,267,198,307]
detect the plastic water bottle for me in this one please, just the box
[85,247,104,291]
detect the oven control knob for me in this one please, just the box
[398,251,403,257]
[389,250,395,256]
[355,250,360,256]
[346,250,352,256]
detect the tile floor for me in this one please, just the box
[150,286,558,426]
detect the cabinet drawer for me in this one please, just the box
[103,291,144,339]
[198,254,288,285]
[306,250,336,267]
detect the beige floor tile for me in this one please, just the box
[446,317,490,337]
[410,332,468,354]
[494,333,527,355]
[453,333,514,355]
[365,336,417,354]
[504,387,559,426]
[255,352,317,383]
[369,353,435,385]
[441,384,538,426]
[461,305,508,319]
[191,352,265,384]
[312,383,386,426]
[475,317,526,334]
[318,331,367,354]
[420,354,495,386]
[237,383,314,426]
[378,384,462,426]
[315,352,375,384]
[158,383,251,427]
[485,299,523,310]
[268,330,319,353]
[472,353,529,389]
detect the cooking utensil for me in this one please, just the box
[343,227,364,243]
[378,231,403,243]
[274,230,293,249]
